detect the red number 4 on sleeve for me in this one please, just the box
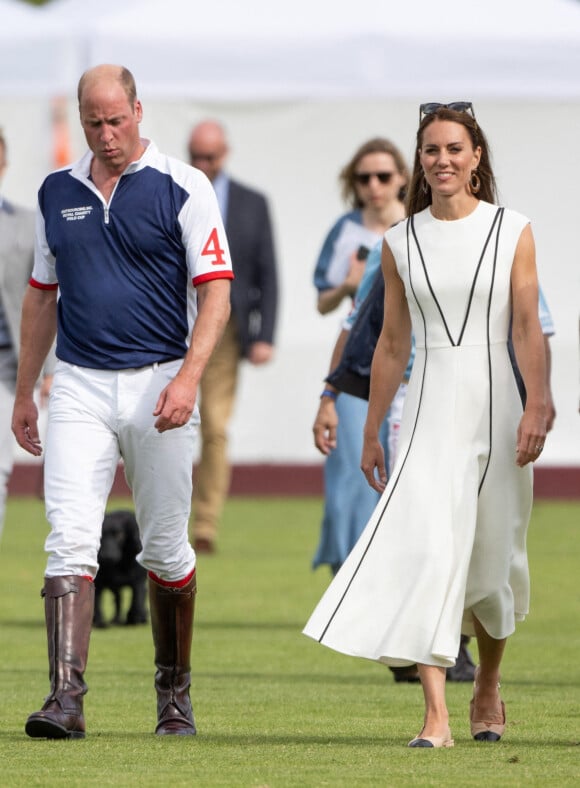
[201,228,227,266]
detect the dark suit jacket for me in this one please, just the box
[225,179,278,357]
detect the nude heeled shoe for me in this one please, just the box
[408,727,454,748]
[469,667,506,742]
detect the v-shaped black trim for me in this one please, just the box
[478,207,505,494]
[410,207,503,347]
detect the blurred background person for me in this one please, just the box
[187,120,278,554]
[312,137,408,574]
[0,127,52,542]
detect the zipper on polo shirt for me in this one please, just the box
[103,174,125,225]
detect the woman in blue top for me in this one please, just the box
[313,138,408,575]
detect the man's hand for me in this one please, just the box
[248,341,274,366]
[153,375,197,433]
[12,396,43,456]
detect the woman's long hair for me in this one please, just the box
[406,107,498,216]
[340,137,410,208]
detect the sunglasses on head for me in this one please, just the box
[354,171,395,186]
[419,102,475,122]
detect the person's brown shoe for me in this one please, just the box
[390,665,421,683]
[26,698,86,740]
[193,538,215,555]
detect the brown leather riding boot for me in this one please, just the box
[25,575,94,740]
[149,572,197,735]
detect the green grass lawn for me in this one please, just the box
[0,496,579,787]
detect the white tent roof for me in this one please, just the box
[1,0,580,99]
[0,0,75,96]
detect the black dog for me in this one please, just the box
[93,510,148,628]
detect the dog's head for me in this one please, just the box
[99,510,142,565]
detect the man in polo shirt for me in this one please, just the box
[12,64,233,740]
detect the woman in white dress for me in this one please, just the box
[303,103,547,748]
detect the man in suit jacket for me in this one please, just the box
[0,129,51,539]
[187,120,278,552]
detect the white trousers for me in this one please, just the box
[43,360,198,581]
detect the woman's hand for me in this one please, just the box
[516,405,547,467]
[343,253,366,295]
[361,434,387,492]
[313,399,339,455]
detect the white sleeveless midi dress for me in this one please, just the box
[303,201,533,668]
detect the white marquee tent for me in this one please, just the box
[2,0,580,100]
[1,0,579,468]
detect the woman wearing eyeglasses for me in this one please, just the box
[311,139,408,579]
[305,104,547,748]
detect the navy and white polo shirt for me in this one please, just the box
[31,140,233,370]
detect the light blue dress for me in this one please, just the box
[313,222,385,572]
